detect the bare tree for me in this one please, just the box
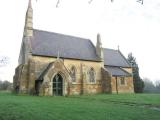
[40,0,144,7]
[88,0,93,4]
[155,80,160,91]
[88,0,143,5]
[143,78,155,93]
[143,78,160,93]
[0,56,9,67]
[137,0,143,5]
[56,0,60,8]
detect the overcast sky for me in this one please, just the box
[0,0,160,82]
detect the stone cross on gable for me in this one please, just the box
[57,51,60,59]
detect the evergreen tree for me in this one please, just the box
[127,53,144,93]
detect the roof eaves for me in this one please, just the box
[105,66,132,77]
[105,65,131,68]
[32,54,101,62]
[119,67,132,77]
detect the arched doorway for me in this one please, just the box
[35,80,43,95]
[53,74,63,96]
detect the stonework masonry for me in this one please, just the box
[14,55,134,96]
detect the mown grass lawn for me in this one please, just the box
[0,92,160,120]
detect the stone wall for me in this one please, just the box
[14,55,134,96]
[13,64,29,94]
[31,56,104,95]
[64,58,104,95]
[111,76,134,93]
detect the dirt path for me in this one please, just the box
[68,96,160,111]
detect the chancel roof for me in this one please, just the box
[105,66,132,77]
[103,48,131,67]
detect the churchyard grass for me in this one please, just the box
[0,92,160,120]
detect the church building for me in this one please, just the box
[13,0,134,96]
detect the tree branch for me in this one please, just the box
[137,0,143,5]
[56,0,60,8]
[88,0,93,4]
[0,56,9,67]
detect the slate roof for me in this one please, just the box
[30,29,131,67]
[105,66,132,77]
[31,29,99,61]
[103,48,131,67]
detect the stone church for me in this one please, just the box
[13,0,134,96]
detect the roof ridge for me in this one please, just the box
[33,29,90,41]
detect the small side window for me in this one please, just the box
[120,77,126,85]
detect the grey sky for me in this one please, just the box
[0,0,160,82]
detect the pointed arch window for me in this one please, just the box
[89,67,96,83]
[71,66,76,83]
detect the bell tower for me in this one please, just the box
[19,0,33,64]
[24,0,33,37]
